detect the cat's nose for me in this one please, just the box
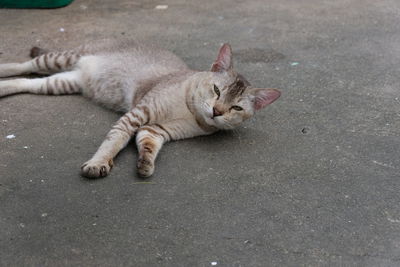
[213,107,223,117]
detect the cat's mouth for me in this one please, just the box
[200,104,220,127]
[204,115,217,127]
[204,107,215,120]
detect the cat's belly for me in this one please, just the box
[77,54,188,113]
[78,55,135,112]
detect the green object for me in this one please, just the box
[0,0,74,8]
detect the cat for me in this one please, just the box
[0,40,281,178]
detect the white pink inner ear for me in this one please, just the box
[211,43,232,72]
[253,89,281,110]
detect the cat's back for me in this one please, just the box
[78,39,189,72]
[76,39,191,112]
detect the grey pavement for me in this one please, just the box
[1,0,400,266]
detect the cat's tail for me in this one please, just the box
[30,46,49,58]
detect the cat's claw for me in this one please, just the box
[137,157,154,178]
[81,159,113,178]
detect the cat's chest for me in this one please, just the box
[142,84,192,122]
[161,90,191,119]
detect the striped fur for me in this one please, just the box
[135,126,165,177]
[32,51,81,73]
[0,40,280,178]
[0,50,80,78]
[0,71,82,97]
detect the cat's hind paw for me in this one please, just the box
[81,159,113,178]
[137,157,154,178]
[0,63,23,78]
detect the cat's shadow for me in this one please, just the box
[191,129,238,145]
[177,128,251,154]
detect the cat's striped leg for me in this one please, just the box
[0,50,80,78]
[135,120,205,177]
[135,125,170,177]
[81,106,151,178]
[0,70,82,97]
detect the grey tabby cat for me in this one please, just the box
[0,40,280,178]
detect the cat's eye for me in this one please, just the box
[213,85,220,98]
[231,105,243,111]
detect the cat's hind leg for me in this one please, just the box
[0,49,81,78]
[0,70,82,97]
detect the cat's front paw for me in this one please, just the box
[81,159,113,178]
[137,156,154,178]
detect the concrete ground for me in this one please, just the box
[1,0,400,266]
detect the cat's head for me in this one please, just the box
[193,43,281,130]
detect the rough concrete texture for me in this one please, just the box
[1,0,400,266]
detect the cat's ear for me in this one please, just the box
[250,88,281,110]
[211,43,233,72]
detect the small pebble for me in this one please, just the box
[301,127,309,134]
[155,5,168,9]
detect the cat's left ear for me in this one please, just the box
[211,43,233,72]
[250,88,281,110]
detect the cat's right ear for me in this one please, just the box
[250,88,281,111]
[211,43,233,72]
